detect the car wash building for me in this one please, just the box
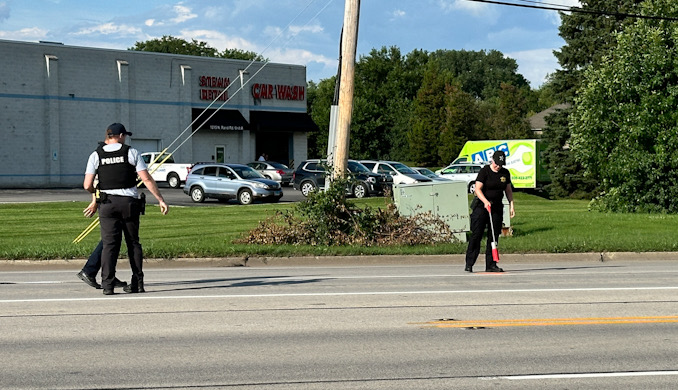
[0,39,317,188]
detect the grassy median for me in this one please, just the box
[1,193,676,260]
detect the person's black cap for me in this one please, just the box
[107,123,133,136]
[493,150,506,166]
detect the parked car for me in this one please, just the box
[359,160,432,185]
[183,163,282,204]
[435,162,486,193]
[292,159,392,198]
[246,161,293,186]
[412,167,451,182]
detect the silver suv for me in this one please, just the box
[183,163,282,204]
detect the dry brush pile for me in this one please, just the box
[237,180,457,246]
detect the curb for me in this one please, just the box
[2,252,678,270]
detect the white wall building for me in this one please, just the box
[0,39,316,188]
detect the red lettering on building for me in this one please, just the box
[200,89,229,101]
[252,83,275,99]
[276,84,305,101]
[199,75,230,101]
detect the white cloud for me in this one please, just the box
[438,0,487,16]
[170,4,197,24]
[179,29,259,52]
[437,0,499,23]
[71,22,141,37]
[550,0,581,7]
[544,0,581,24]
[0,27,48,40]
[506,48,560,87]
[146,3,197,27]
[289,24,323,36]
[266,47,334,68]
[391,9,406,19]
[179,28,334,73]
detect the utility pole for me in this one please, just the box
[333,0,360,180]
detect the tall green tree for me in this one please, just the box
[438,83,480,165]
[431,49,529,100]
[486,83,533,140]
[541,0,643,199]
[350,47,426,160]
[408,61,454,166]
[570,0,678,212]
[552,0,644,99]
[540,106,597,198]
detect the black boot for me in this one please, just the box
[123,277,145,293]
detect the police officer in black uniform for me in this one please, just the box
[83,123,169,295]
[465,150,515,273]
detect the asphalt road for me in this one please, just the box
[0,185,307,206]
[1,259,677,389]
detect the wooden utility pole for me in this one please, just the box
[333,0,360,179]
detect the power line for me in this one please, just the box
[466,0,678,22]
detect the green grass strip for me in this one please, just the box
[0,193,676,260]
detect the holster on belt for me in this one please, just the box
[139,193,146,215]
[470,196,481,210]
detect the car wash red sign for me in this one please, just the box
[199,75,230,101]
[252,83,305,101]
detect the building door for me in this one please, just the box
[215,145,225,163]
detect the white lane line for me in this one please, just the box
[1,286,678,303]
[483,371,678,380]
[3,269,678,279]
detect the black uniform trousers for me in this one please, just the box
[465,204,503,269]
[99,195,143,290]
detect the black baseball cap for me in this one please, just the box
[492,150,506,166]
[107,123,133,136]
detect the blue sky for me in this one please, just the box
[0,0,579,88]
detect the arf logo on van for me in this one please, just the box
[471,143,510,164]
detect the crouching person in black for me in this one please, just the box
[83,123,169,295]
[465,150,515,273]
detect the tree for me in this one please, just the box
[219,48,266,62]
[308,47,533,164]
[306,79,334,158]
[408,61,454,166]
[438,83,480,165]
[552,0,643,99]
[130,36,219,56]
[130,35,266,61]
[486,83,533,140]
[350,47,426,160]
[430,49,530,100]
[540,107,597,198]
[540,0,643,199]
[570,0,678,212]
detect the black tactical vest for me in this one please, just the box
[96,144,137,190]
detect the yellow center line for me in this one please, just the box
[415,315,678,328]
